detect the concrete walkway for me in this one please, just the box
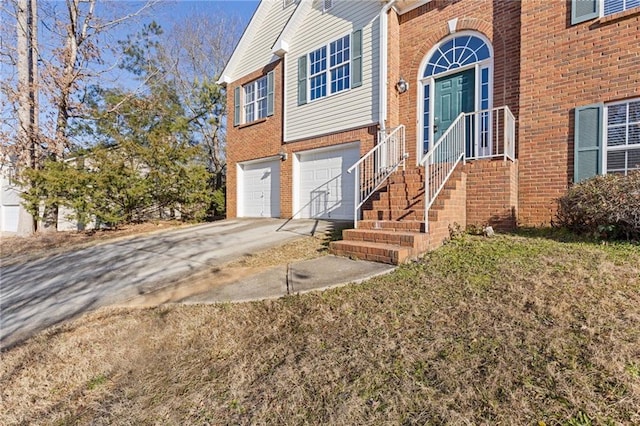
[123,255,395,306]
[0,219,394,349]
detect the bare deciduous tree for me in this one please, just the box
[157,13,243,189]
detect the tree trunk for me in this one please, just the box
[16,0,36,235]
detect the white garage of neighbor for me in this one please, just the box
[1,174,21,233]
[237,158,281,218]
[294,143,359,220]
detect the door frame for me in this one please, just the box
[416,31,493,164]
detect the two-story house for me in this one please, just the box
[219,0,640,264]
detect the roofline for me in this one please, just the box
[270,0,311,56]
[217,0,270,86]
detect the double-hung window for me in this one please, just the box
[308,35,350,101]
[233,71,275,126]
[572,0,640,24]
[574,98,640,181]
[309,46,328,101]
[244,76,268,123]
[297,30,362,106]
[605,99,640,175]
[604,0,640,15]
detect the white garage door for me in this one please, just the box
[1,205,19,233]
[239,159,280,218]
[298,145,359,220]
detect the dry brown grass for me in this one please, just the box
[1,234,639,425]
[0,221,192,265]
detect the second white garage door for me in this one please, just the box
[239,159,280,218]
[297,144,359,220]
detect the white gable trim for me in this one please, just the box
[271,0,312,56]
[217,1,272,85]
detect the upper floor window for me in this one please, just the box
[572,0,640,24]
[297,30,362,106]
[244,76,268,123]
[323,0,333,12]
[309,35,350,101]
[233,71,275,127]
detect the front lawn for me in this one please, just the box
[1,233,639,425]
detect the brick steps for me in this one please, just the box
[329,165,467,265]
[330,240,413,264]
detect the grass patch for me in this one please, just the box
[1,234,639,425]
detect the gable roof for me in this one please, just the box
[218,0,300,86]
[271,0,312,56]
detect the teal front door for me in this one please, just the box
[433,69,475,143]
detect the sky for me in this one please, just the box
[153,0,259,29]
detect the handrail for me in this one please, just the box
[421,113,466,233]
[464,106,516,161]
[349,125,407,228]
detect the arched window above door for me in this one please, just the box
[423,35,491,78]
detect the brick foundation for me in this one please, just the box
[465,158,518,231]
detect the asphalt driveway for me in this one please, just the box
[0,218,334,349]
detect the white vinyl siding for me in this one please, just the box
[234,2,295,79]
[285,0,380,141]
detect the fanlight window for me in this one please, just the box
[423,35,490,78]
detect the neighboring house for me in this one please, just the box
[0,163,24,234]
[219,0,640,264]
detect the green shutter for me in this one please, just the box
[267,70,275,117]
[574,103,603,182]
[571,0,599,25]
[234,86,241,126]
[297,55,307,106]
[351,29,363,88]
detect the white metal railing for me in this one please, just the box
[464,106,516,161]
[419,106,516,232]
[420,113,466,233]
[349,125,407,228]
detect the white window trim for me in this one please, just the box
[415,31,494,165]
[243,75,268,124]
[603,98,640,175]
[307,33,351,103]
[601,0,640,17]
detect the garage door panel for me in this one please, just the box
[240,160,280,218]
[298,145,359,220]
[2,205,19,232]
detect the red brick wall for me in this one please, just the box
[395,0,522,164]
[226,61,284,218]
[226,59,378,218]
[465,159,518,231]
[518,1,640,225]
[427,170,467,250]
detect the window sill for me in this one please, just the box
[591,6,640,27]
[238,117,268,129]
